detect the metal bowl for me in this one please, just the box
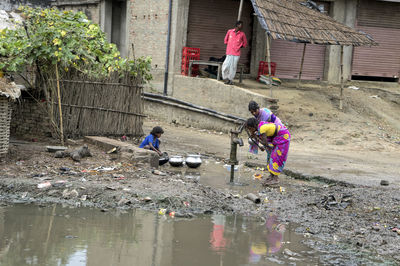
[169,156,184,167]
[186,162,201,168]
[159,152,169,166]
[186,154,202,168]
[159,158,169,166]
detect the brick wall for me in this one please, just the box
[10,100,53,138]
[54,1,100,24]
[129,0,169,73]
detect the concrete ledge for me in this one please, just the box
[85,136,159,168]
[144,100,237,133]
[170,75,278,117]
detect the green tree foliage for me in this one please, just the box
[0,6,152,81]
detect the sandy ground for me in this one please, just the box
[238,80,400,187]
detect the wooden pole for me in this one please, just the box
[297,43,307,89]
[55,63,64,146]
[237,0,244,21]
[266,33,273,97]
[339,45,344,110]
[44,204,57,255]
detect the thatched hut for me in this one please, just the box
[250,0,377,46]
[249,0,378,108]
[0,78,21,157]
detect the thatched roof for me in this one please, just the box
[251,0,377,46]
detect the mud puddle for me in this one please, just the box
[163,157,261,195]
[0,204,323,266]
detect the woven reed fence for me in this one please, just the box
[0,97,12,157]
[44,70,145,139]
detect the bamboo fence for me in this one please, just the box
[42,69,145,139]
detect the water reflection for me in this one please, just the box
[0,204,319,266]
[210,215,228,253]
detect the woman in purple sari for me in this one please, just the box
[248,101,282,127]
[246,117,290,186]
[248,101,283,155]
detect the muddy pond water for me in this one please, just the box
[0,204,321,266]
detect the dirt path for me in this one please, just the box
[144,118,400,188]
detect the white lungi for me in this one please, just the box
[222,55,240,81]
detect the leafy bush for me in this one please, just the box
[0,6,152,81]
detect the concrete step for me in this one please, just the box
[85,136,159,168]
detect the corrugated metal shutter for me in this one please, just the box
[187,0,253,72]
[352,0,400,78]
[270,41,326,80]
[269,1,330,80]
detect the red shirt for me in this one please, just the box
[224,29,248,56]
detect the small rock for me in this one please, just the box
[100,209,108,212]
[284,248,299,257]
[62,189,79,199]
[152,169,166,176]
[308,112,314,117]
[118,198,130,206]
[372,225,380,231]
[143,197,152,202]
[69,189,79,198]
[380,180,389,186]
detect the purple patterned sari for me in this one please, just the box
[257,121,290,176]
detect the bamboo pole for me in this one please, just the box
[44,204,57,255]
[297,43,307,89]
[55,63,64,145]
[237,0,244,21]
[339,45,344,110]
[266,33,273,97]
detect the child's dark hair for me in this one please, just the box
[151,126,164,135]
[246,117,258,129]
[236,20,243,27]
[248,101,259,111]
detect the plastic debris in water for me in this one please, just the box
[280,187,285,193]
[169,211,175,218]
[159,208,167,215]
[264,197,269,203]
[183,201,190,207]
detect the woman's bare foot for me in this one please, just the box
[262,174,279,187]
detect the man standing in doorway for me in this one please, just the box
[222,21,247,85]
